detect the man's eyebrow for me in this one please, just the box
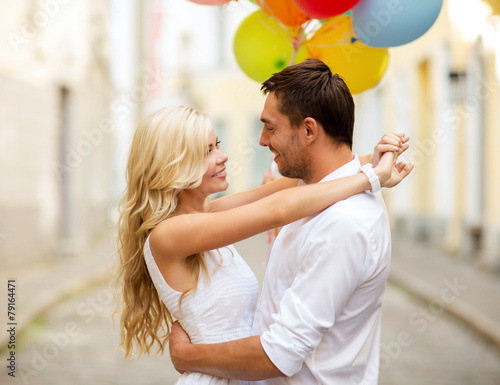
[260,117,271,124]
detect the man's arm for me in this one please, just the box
[169,212,387,381]
[169,322,286,381]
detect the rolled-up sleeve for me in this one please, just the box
[260,214,371,376]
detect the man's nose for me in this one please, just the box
[259,129,268,147]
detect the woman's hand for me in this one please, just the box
[373,132,410,166]
[374,151,414,188]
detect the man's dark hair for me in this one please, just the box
[261,58,355,149]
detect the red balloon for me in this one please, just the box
[293,0,362,19]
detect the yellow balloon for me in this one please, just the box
[233,10,309,83]
[305,16,389,94]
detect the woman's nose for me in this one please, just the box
[216,148,228,163]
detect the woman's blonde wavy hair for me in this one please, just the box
[114,105,212,358]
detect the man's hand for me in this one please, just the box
[168,322,284,380]
[169,321,191,374]
[373,132,410,166]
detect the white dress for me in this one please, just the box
[144,237,259,385]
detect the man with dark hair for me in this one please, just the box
[261,58,355,151]
[169,58,411,384]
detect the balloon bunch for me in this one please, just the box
[188,0,443,94]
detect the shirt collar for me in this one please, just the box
[320,153,361,183]
[299,154,361,186]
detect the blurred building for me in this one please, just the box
[133,0,270,196]
[0,0,114,268]
[353,0,500,269]
[4,0,496,272]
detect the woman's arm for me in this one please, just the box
[358,153,374,166]
[151,152,413,262]
[359,131,410,166]
[212,132,409,212]
[152,172,370,260]
[209,177,299,212]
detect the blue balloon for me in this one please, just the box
[351,0,443,48]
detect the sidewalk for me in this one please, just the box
[0,232,115,351]
[390,234,500,350]
[2,231,500,353]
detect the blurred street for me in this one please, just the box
[1,232,499,385]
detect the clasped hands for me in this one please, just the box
[371,131,414,188]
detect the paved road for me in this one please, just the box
[378,284,500,385]
[2,234,500,384]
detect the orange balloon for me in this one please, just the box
[305,16,389,94]
[257,0,309,27]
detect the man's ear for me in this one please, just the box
[303,117,319,145]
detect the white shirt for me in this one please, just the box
[252,155,391,385]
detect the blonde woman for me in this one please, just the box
[115,105,411,385]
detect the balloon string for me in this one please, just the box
[255,0,308,57]
[258,1,291,34]
[317,22,344,35]
[294,19,316,49]
[243,2,356,64]
[259,15,306,65]
[290,22,318,65]
[290,47,297,65]
[256,18,293,48]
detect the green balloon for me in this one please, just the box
[233,10,308,83]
